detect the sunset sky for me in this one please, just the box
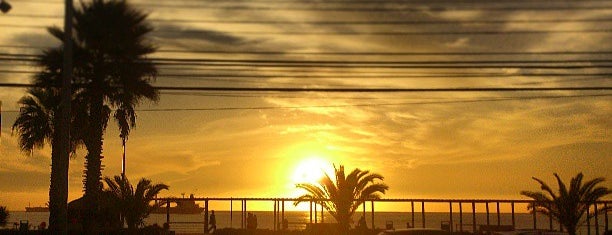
[0,0,610,211]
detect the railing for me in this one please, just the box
[153,197,611,235]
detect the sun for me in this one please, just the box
[292,157,332,185]
[288,156,336,211]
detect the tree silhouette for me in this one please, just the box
[12,88,58,153]
[0,206,8,227]
[40,0,158,232]
[294,165,389,231]
[104,175,168,232]
[12,79,85,231]
[521,173,611,235]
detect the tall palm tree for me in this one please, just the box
[521,173,611,235]
[12,87,65,231]
[104,175,168,231]
[40,1,159,232]
[295,165,389,231]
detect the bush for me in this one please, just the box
[0,206,9,227]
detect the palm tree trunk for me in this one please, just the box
[82,94,105,234]
[48,114,69,233]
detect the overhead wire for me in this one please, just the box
[15,0,612,3]
[3,70,612,79]
[2,53,612,65]
[1,94,610,113]
[8,3,612,11]
[2,18,612,26]
[1,45,611,57]
[0,83,610,92]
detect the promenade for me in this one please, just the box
[154,198,611,235]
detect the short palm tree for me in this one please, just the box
[39,0,159,232]
[12,88,58,153]
[12,85,84,232]
[521,173,611,235]
[0,206,8,226]
[295,165,389,231]
[104,175,168,231]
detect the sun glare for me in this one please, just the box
[292,157,332,185]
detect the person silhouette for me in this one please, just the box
[282,218,288,230]
[208,210,216,233]
[358,215,367,229]
[247,212,254,229]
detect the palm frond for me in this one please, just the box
[532,176,558,200]
[521,173,610,235]
[294,164,387,230]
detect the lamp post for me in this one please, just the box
[0,0,11,13]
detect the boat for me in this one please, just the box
[25,206,49,212]
[152,194,204,214]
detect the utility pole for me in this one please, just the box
[0,0,9,144]
[50,0,72,233]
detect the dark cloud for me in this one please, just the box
[11,32,59,48]
[153,24,248,46]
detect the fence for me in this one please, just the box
[154,198,611,235]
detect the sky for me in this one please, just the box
[0,0,611,212]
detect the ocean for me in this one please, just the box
[2,211,608,235]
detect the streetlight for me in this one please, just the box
[0,0,11,13]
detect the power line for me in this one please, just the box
[152,0,611,2]
[3,53,612,64]
[153,50,612,56]
[158,92,612,100]
[123,6,612,12]
[3,18,612,26]
[2,94,610,113]
[153,18,612,25]
[152,86,612,92]
[2,58,611,69]
[160,29,612,36]
[1,83,610,92]
[152,58,612,65]
[17,0,612,3]
[3,69,612,79]
[152,63,612,69]
[10,2,612,11]
[0,24,609,35]
[2,45,610,57]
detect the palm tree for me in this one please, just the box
[12,88,58,154]
[104,175,168,231]
[12,83,85,231]
[12,87,64,231]
[520,173,611,235]
[39,1,159,232]
[294,165,389,231]
[0,206,8,227]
